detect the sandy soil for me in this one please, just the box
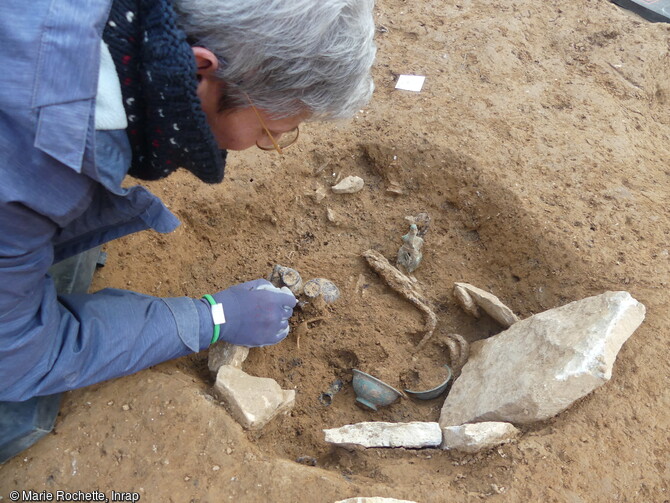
[2,0,670,501]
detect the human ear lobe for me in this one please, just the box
[192,46,219,76]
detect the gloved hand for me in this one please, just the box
[200,279,297,347]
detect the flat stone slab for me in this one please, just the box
[442,422,520,453]
[440,291,645,426]
[324,422,442,450]
[454,282,520,327]
[214,365,295,430]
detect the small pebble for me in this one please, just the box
[313,186,327,203]
[331,175,364,194]
[122,404,130,411]
[212,465,220,471]
[226,448,233,455]
[296,456,317,466]
[326,207,339,224]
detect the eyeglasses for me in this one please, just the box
[243,93,300,154]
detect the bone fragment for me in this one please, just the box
[363,249,437,349]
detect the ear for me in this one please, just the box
[192,47,219,76]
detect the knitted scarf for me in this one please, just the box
[103,0,226,183]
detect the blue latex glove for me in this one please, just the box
[201,279,297,347]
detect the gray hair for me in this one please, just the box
[172,0,376,120]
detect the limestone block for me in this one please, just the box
[332,176,365,194]
[336,499,418,503]
[441,422,520,453]
[324,422,442,450]
[214,365,295,430]
[440,291,645,426]
[208,341,249,374]
[454,282,519,327]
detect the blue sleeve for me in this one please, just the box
[0,195,213,402]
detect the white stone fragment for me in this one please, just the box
[336,499,418,503]
[327,207,339,224]
[331,176,365,194]
[454,282,519,327]
[208,341,249,374]
[314,186,328,203]
[324,422,442,450]
[441,422,520,453]
[440,291,645,426]
[214,365,295,430]
[453,284,480,318]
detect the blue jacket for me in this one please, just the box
[0,0,211,401]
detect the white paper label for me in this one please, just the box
[395,75,426,92]
[211,303,226,325]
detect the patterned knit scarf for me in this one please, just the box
[103,0,226,183]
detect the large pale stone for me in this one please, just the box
[441,422,520,453]
[324,422,442,450]
[214,365,295,430]
[336,499,418,503]
[208,341,249,374]
[454,282,520,327]
[440,291,645,426]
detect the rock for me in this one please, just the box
[323,422,442,450]
[296,456,317,466]
[327,207,339,224]
[453,282,519,327]
[440,291,645,426]
[441,422,520,453]
[453,284,480,318]
[208,341,249,374]
[386,182,404,195]
[332,176,365,194]
[313,186,327,203]
[214,365,295,430]
[336,499,418,503]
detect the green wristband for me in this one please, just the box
[202,294,221,344]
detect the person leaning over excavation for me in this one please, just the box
[0,0,376,461]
